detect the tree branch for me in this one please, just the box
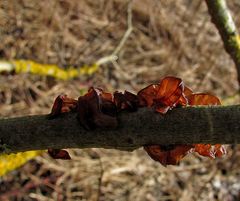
[0,105,239,154]
[205,0,240,85]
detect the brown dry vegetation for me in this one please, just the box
[0,0,240,200]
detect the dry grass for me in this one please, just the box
[0,0,240,200]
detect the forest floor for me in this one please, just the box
[0,0,240,200]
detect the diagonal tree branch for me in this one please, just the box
[205,0,240,85]
[0,105,239,154]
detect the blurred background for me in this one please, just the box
[0,0,240,200]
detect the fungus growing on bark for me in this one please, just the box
[49,76,226,165]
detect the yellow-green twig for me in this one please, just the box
[205,0,240,86]
[0,150,44,177]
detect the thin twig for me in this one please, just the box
[111,0,133,56]
[94,150,104,201]
[96,0,133,66]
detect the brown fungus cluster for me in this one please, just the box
[49,76,226,166]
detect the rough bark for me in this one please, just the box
[0,105,239,154]
[205,0,240,85]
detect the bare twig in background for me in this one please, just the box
[0,106,240,154]
[98,0,133,67]
[91,0,134,83]
[205,0,240,86]
[111,0,133,57]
